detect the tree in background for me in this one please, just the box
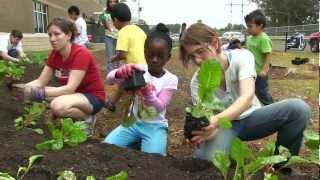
[250,0,319,26]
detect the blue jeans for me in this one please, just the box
[255,75,274,105]
[194,99,310,160]
[103,121,168,156]
[105,36,118,72]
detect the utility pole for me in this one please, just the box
[225,0,249,31]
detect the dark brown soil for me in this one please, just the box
[0,52,319,180]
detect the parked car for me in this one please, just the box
[309,32,320,53]
[286,32,307,51]
[221,31,245,42]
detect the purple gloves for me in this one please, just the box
[24,86,46,102]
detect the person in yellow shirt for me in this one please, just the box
[111,3,146,65]
[105,2,147,111]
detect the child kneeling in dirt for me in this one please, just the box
[15,18,106,136]
[103,23,178,156]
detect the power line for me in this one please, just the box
[225,0,249,31]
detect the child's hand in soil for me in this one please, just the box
[115,64,145,80]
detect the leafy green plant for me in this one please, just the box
[213,139,287,180]
[106,171,128,180]
[36,118,88,151]
[57,170,76,180]
[0,172,15,180]
[17,155,44,180]
[28,51,48,66]
[0,154,43,180]
[303,129,320,165]
[184,59,225,139]
[137,96,157,121]
[56,171,128,180]
[14,102,46,134]
[185,59,224,119]
[0,61,25,81]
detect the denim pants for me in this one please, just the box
[255,75,274,105]
[104,121,168,156]
[105,36,118,72]
[193,99,310,161]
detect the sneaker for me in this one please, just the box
[84,115,96,137]
[104,100,116,112]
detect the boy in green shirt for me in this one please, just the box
[245,10,274,105]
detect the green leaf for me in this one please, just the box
[0,172,15,180]
[138,105,157,121]
[61,118,74,134]
[52,129,63,140]
[57,170,76,180]
[86,176,96,180]
[65,128,87,146]
[212,151,230,180]
[36,139,63,151]
[264,173,278,180]
[27,154,44,169]
[74,121,88,131]
[245,155,287,176]
[257,140,276,157]
[32,128,44,135]
[286,156,310,166]
[51,139,64,150]
[36,140,54,151]
[17,154,43,179]
[218,117,232,129]
[122,112,136,128]
[106,171,128,180]
[231,138,252,165]
[308,149,320,164]
[197,59,222,103]
[278,146,291,158]
[304,129,320,150]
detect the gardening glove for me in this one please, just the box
[23,86,47,103]
[115,64,145,80]
[139,84,156,97]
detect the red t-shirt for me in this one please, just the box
[47,44,105,101]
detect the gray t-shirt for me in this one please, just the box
[190,49,261,120]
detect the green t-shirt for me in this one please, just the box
[99,10,118,39]
[246,32,272,73]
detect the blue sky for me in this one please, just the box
[139,0,258,28]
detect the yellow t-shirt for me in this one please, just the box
[116,24,147,65]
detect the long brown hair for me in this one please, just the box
[179,23,221,66]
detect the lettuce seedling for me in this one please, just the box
[36,118,88,151]
[17,155,44,180]
[184,59,225,139]
[106,171,128,180]
[57,170,76,180]
[14,102,46,134]
[0,154,43,180]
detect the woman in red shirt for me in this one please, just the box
[23,18,105,135]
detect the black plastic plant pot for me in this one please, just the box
[122,70,146,91]
[184,112,210,140]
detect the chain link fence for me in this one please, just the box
[265,24,319,37]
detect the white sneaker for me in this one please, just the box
[84,115,96,137]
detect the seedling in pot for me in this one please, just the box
[184,59,225,139]
[122,69,146,91]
